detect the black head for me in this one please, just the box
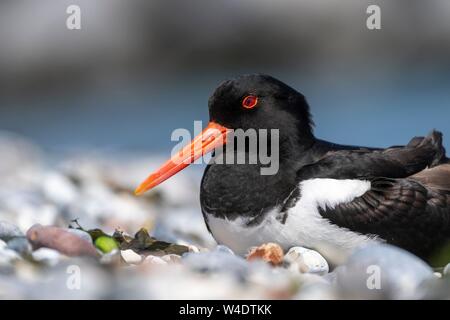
[208,74,314,143]
[135,74,315,196]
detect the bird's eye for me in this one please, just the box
[242,95,258,109]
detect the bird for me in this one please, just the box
[135,74,450,261]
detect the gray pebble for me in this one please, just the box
[0,221,24,242]
[0,247,22,266]
[443,263,450,277]
[7,237,32,255]
[183,246,248,277]
[336,244,434,299]
[31,248,61,266]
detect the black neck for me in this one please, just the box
[200,133,372,223]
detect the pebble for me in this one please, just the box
[26,224,98,257]
[31,248,61,266]
[99,249,120,265]
[66,229,93,244]
[42,172,78,205]
[284,247,329,275]
[215,245,235,255]
[0,247,22,266]
[121,249,142,264]
[143,255,167,265]
[187,245,200,253]
[7,237,32,255]
[183,245,248,276]
[161,254,182,264]
[247,243,284,266]
[0,221,24,242]
[336,244,434,299]
[443,263,450,277]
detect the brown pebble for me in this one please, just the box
[26,224,98,257]
[246,243,284,266]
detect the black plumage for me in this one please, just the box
[200,74,450,259]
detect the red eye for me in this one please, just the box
[242,95,258,109]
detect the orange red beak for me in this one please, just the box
[135,122,230,195]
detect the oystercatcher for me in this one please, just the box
[135,74,450,260]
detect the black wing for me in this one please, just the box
[297,131,446,181]
[319,178,450,259]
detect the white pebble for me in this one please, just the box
[161,254,182,264]
[42,172,78,205]
[121,249,142,264]
[188,245,200,253]
[100,249,120,264]
[0,247,21,266]
[444,263,450,277]
[285,247,329,275]
[143,255,167,265]
[0,221,24,241]
[31,248,61,266]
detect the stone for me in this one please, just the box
[247,243,284,266]
[7,237,32,255]
[161,254,182,264]
[32,248,61,266]
[66,228,93,244]
[336,244,434,299]
[143,255,167,265]
[121,249,142,264]
[0,221,24,242]
[284,247,329,275]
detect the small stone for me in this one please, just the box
[0,221,24,242]
[336,244,434,300]
[187,245,200,253]
[183,248,248,276]
[7,237,32,255]
[31,248,61,266]
[247,243,284,266]
[27,224,98,257]
[42,172,78,205]
[215,245,235,255]
[66,229,93,244]
[443,263,450,277]
[143,255,167,265]
[284,247,329,275]
[434,272,442,278]
[100,249,120,265]
[161,254,182,264]
[121,249,142,264]
[0,247,21,266]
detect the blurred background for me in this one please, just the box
[1,0,450,300]
[1,0,449,154]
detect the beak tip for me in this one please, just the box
[134,186,145,196]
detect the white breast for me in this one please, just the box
[205,178,381,256]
